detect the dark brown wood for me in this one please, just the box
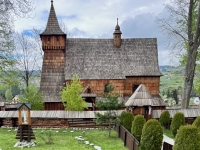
[44,102,65,110]
[163,142,173,150]
[16,125,35,142]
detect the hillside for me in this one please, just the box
[159,66,185,95]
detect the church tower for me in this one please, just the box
[113,18,122,47]
[40,0,66,110]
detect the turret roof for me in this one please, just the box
[40,0,65,35]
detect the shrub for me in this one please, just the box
[140,119,163,150]
[170,112,185,136]
[119,111,127,124]
[159,110,170,128]
[131,115,146,142]
[121,112,134,132]
[173,125,200,150]
[192,116,200,131]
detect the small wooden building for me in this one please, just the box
[125,84,166,120]
[40,1,163,110]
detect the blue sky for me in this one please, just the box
[14,0,178,66]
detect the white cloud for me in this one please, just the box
[14,0,174,65]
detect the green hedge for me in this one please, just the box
[119,111,127,125]
[140,119,163,150]
[131,115,146,142]
[159,110,170,128]
[170,112,185,136]
[121,112,134,132]
[192,116,200,131]
[173,125,200,150]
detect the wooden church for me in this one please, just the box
[40,1,165,111]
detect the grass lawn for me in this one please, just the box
[0,127,128,150]
[163,129,174,139]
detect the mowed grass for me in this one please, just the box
[163,129,174,139]
[0,127,128,150]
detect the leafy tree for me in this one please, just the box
[131,115,146,142]
[5,88,13,102]
[61,75,87,111]
[157,0,200,109]
[159,110,170,128]
[192,116,200,131]
[171,89,178,104]
[140,119,163,150]
[170,112,185,136]
[119,111,127,124]
[167,88,171,98]
[0,0,33,85]
[19,85,44,110]
[95,83,124,137]
[121,112,134,132]
[11,85,21,96]
[162,90,165,96]
[173,125,200,150]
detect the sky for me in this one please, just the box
[14,0,178,66]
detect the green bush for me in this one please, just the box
[131,115,146,142]
[170,112,185,136]
[192,116,200,131]
[159,110,170,128]
[173,125,200,150]
[121,112,134,132]
[119,111,127,124]
[140,119,163,150]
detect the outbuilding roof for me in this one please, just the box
[125,84,166,106]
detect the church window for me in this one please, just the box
[104,84,109,92]
[87,88,91,93]
[56,37,59,41]
[132,85,139,93]
[48,37,51,41]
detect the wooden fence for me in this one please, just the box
[115,124,139,150]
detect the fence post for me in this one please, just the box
[118,125,120,138]
[124,132,127,146]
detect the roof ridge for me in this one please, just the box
[40,1,65,35]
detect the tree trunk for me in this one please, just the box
[182,45,197,109]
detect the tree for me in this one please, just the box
[121,112,134,132]
[131,115,146,142]
[61,75,87,110]
[5,88,13,102]
[192,116,200,130]
[157,0,200,109]
[167,88,171,98]
[140,119,163,150]
[13,31,42,89]
[159,110,170,128]
[19,85,44,110]
[171,89,178,104]
[0,0,33,85]
[170,112,185,136]
[95,83,124,137]
[173,125,200,150]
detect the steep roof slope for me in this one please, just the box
[125,84,166,106]
[65,38,162,80]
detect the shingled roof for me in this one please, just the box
[65,38,162,80]
[40,1,65,35]
[125,84,166,106]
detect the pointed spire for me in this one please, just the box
[113,18,122,34]
[40,0,65,35]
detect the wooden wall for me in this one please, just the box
[67,76,160,97]
[41,35,66,50]
[44,102,65,110]
[125,76,160,96]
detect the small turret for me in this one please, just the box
[113,18,122,47]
